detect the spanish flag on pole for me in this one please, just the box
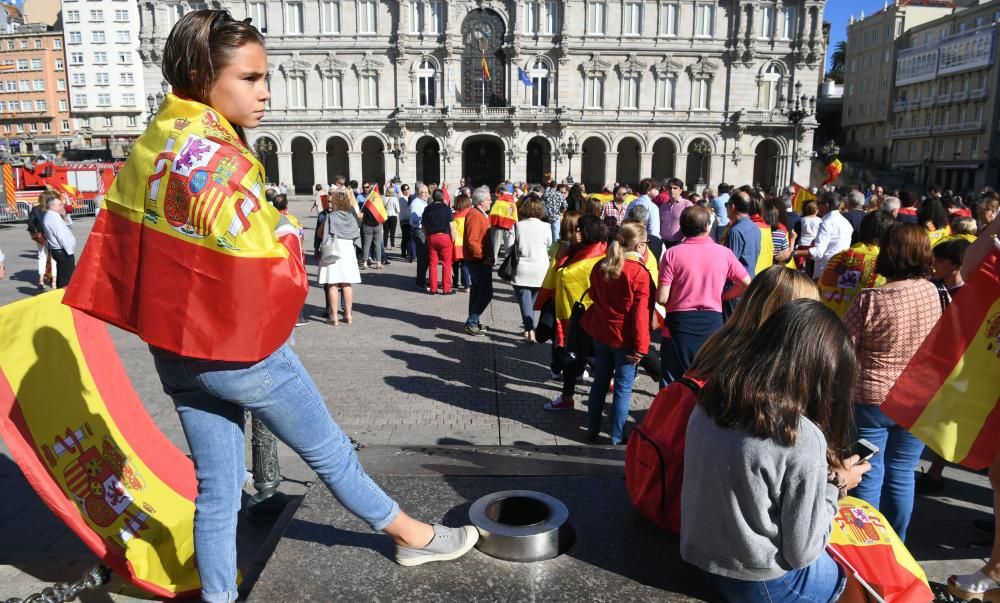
[63,94,307,362]
[481,55,491,81]
[791,181,816,214]
[0,291,200,597]
[363,185,388,225]
[881,243,1000,470]
[489,192,518,230]
[822,158,843,186]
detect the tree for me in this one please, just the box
[828,40,846,83]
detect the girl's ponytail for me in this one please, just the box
[600,222,646,281]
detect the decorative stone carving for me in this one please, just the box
[278,53,311,77]
[579,53,612,77]
[354,51,386,77]
[317,52,349,77]
[687,55,720,80]
[616,53,648,78]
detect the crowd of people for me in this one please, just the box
[293,170,999,602]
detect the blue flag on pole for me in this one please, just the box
[518,67,533,86]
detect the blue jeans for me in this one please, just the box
[549,220,560,243]
[850,403,925,541]
[452,259,471,288]
[586,339,639,444]
[705,548,845,603]
[512,285,539,331]
[153,345,400,603]
[465,261,493,328]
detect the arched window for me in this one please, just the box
[529,59,549,107]
[417,59,436,106]
[759,63,782,109]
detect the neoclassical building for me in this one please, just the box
[138,0,826,193]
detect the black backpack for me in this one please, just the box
[27,207,43,236]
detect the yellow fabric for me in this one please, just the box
[552,254,605,320]
[588,193,637,205]
[755,224,774,276]
[927,226,951,247]
[817,243,885,318]
[108,93,285,258]
[0,291,199,593]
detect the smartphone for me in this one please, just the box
[846,438,879,462]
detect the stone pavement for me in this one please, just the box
[0,197,993,601]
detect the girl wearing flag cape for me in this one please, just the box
[64,10,477,602]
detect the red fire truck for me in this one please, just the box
[0,159,122,223]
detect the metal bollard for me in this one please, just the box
[246,411,290,524]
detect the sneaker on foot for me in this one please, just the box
[549,370,562,381]
[395,525,479,567]
[465,325,486,336]
[544,395,574,411]
[581,369,592,382]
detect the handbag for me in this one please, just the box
[566,288,593,358]
[534,298,556,343]
[320,235,340,265]
[497,229,520,281]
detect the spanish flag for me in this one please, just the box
[791,181,815,214]
[749,213,775,277]
[489,193,518,230]
[63,94,307,362]
[822,158,843,186]
[588,192,638,205]
[828,497,933,602]
[453,207,470,260]
[881,244,1000,470]
[481,56,491,81]
[363,185,388,225]
[0,291,200,597]
[817,243,884,318]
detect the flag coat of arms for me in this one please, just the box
[817,243,885,318]
[881,246,1000,469]
[63,94,307,362]
[0,291,200,597]
[489,194,518,229]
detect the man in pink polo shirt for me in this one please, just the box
[658,177,693,249]
[656,205,751,385]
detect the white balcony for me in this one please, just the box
[952,90,969,102]
[970,87,988,100]
[891,126,931,138]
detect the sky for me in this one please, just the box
[824,0,896,70]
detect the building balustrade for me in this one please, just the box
[952,90,969,102]
[970,87,988,100]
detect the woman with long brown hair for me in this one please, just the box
[580,222,652,443]
[319,190,362,324]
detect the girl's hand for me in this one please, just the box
[625,352,643,364]
[837,455,872,491]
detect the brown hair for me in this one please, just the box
[330,190,354,212]
[519,196,546,220]
[599,222,645,281]
[679,205,712,237]
[876,222,933,280]
[689,266,818,378]
[453,194,472,211]
[559,210,582,242]
[582,197,603,217]
[36,190,57,210]
[698,299,856,460]
[162,10,265,112]
[802,200,818,217]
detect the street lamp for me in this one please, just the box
[820,139,840,161]
[777,80,816,187]
[390,136,404,182]
[145,80,170,125]
[691,139,711,188]
[559,134,579,183]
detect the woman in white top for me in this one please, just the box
[318,190,362,326]
[383,180,400,249]
[798,200,822,246]
[511,195,553,343]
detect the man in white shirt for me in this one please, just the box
[795,193,853,279]
[42,195,77,288]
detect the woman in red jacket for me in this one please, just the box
[581,221,653,444]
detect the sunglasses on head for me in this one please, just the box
[210,9,252,31]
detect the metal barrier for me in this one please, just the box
[0,200,96,225]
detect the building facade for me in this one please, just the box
[0,22,75,156]
[63,0,146,157]
[890,0,1000,191]
[139,0,827,194]
[841,0,954,168]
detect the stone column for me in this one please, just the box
[277,151,293,186]
[511,151,527,184]
[604,151,619,187]
[312,150,327,185]
[348,151,363,183]
[639,151,654,179]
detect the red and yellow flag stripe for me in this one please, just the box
[364,185,388,225]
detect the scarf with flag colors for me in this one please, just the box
[489,193,518,229]
[748,214,775,276]
[881,244,1000,470]
[62,94,307,362]
[828,497,933,602]
[791,182,816,214]
[363,185,388,225]
[817,243,885,318]
[0,291,200,598]
[822,158,843,186]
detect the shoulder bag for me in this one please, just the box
[498,228,520,282]
[320,215,341,266]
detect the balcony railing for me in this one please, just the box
[970,87,988,100]
[920,96,935,108]
[891,126,931,138]
[949,119,983,133]
[893,99,920,111]
[742,109,777,122]
[936,92,952,104]
[952,90,969,102]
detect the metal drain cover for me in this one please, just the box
[468,490,572,562]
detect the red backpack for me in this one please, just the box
[625,376,704,533]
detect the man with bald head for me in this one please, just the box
[410,184,431,289]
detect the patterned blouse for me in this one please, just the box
[843,279,942,406]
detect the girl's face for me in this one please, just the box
[207,43,270,129]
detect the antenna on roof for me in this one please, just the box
[861,10,865,19]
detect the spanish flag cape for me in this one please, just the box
[881,243,1000,469]
[453,207,470,260]
[63,94,307,362]
[817,243,885,318]
[490,193,518,229]
[588,192,638,205]
[927,225,951,247]
[791,182,816,214]
[749,214,775,275]
[0,290,200,597]
[534,243,608,349]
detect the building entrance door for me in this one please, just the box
[463,137,504,189]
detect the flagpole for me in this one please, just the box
[481,50,486,108]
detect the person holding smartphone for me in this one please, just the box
[681,300,871,602]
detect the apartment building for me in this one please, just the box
[62,0,145,157]
[891,0,1000,191]
[842,0,955,167]
[0,22,74,156]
